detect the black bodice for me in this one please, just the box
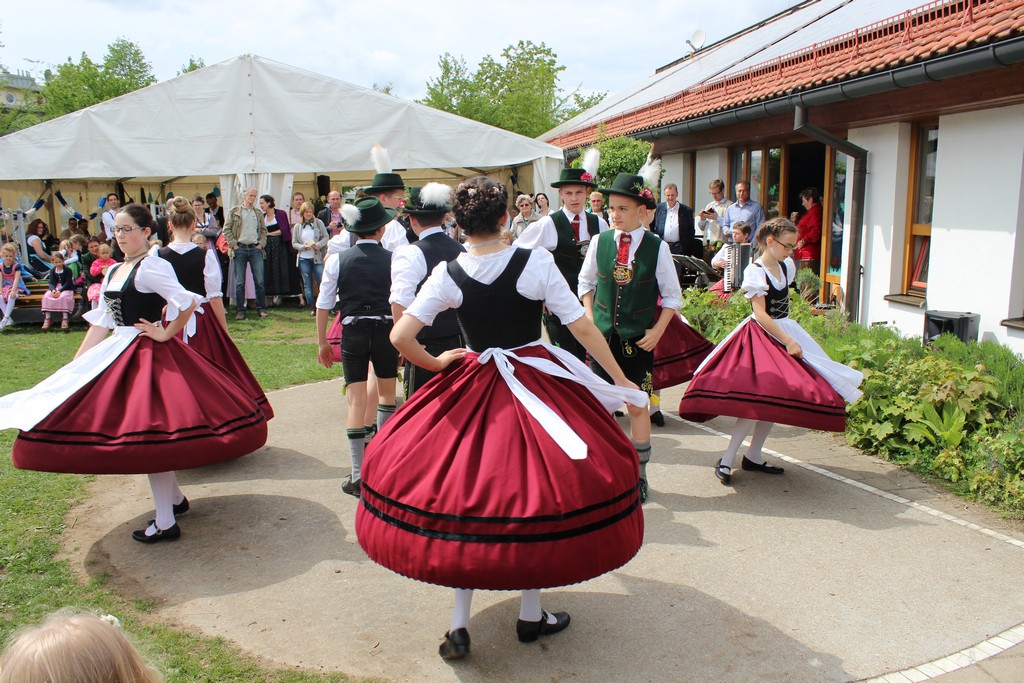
[447,248,542,350]
[158,246,207,295]
[757,262,790,319]
[102,260,165,326]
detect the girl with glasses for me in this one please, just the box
[680,217,864,485]
[0,203,268,544]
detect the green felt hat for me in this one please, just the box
[550,167,598,189]
[344,197,396,234]
[403,183,452,216]
[598,173,657,209]
[364,172,406,193]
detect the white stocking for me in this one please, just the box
[170,472,185,505]
[450,588,473,632]
[147,472,177,532]
[1,294,15,319]
[744,421,775,464]
[722,418,756,470]
[519,589,542,622]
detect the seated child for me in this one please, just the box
[1,243,22,329]
[41,252,76,331]
[87,243,117,309]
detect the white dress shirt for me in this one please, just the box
[316,239,394,323]
[389,227,451,308]
[514,207,609,251]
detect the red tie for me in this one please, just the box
[571,213,580,239]
[616,233,632,265]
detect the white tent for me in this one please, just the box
[0,54,563,212]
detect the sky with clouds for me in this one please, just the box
[1,0,797,103]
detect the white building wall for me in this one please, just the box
[660,153,686,204]
[848,123,921,332]
[928,104,1024,352]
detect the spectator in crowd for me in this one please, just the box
[101,193,120,242]
[317,191,346,239]
[292,201,329,316]
[509,194,540,241]
[790,187,823,267]
[25,219,53,274]
[259,194,293,307]
[205,192,224,229]
[652,183,697,257]
[698,179,731,246]
[534,192,551,216]
[289,191,305,227]
[223,187,268,320]
[588,191,609,223]
[722,180,766,243]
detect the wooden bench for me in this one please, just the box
[15,281,84,309]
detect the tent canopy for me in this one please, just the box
[0,54,563,182]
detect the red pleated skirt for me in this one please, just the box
[186,310,273,420]
[327,312,342,362]
[652,315,714,390]
[679,319,847,432]
[12,336,268,474]
[356,344,644,590]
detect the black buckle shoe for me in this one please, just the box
[439,628,470,660]
[741,456,784,475]
[341,476,361,498]
[516,610,570,643]
[173,496,190,515]
[131,523,181,544]
[715,459,732,486]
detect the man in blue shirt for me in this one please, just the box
[722,180,766,243]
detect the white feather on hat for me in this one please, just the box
[581,148,601,178]
[639,156,662,193]
[419,182,451,208]
[340,203,361,227]
[370,143,392,174]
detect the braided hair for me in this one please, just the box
[452,176,508,236]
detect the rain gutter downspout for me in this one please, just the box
[793,105,867,323]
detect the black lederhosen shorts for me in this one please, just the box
[341,318,399,384]
[590,333,654,396]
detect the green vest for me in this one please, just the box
[593,230,661,339]
[551,211,600,290]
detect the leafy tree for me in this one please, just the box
[178,56,206,76]
[372,81,395,95]
[41,38,155,119]
[570,128,653,188]
[420,41,606,138]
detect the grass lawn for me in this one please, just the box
[0,308,353,681]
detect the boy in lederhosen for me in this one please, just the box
[578,172,681,502]
[390,183,466,397]
[316,197,400,497]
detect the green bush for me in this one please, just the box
[678,287,1024,514]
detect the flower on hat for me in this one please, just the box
[580,172,593,182]
[639,188,654,201]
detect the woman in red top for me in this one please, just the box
[790,187,822,262]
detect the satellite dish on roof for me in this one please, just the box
[686,29,707,53]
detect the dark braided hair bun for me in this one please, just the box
[452,176,508,236]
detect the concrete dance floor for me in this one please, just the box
[63,379,1024,683]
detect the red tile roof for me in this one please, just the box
[546,0,1024,149]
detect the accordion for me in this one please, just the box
[723,243,752,293]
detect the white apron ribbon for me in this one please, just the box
[475,341,649,461]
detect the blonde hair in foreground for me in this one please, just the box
[0,613,163,683]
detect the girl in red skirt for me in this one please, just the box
[156,196,272,420]
[357,176,649,661]
[679,218,863,484]
[0,204,267,543]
